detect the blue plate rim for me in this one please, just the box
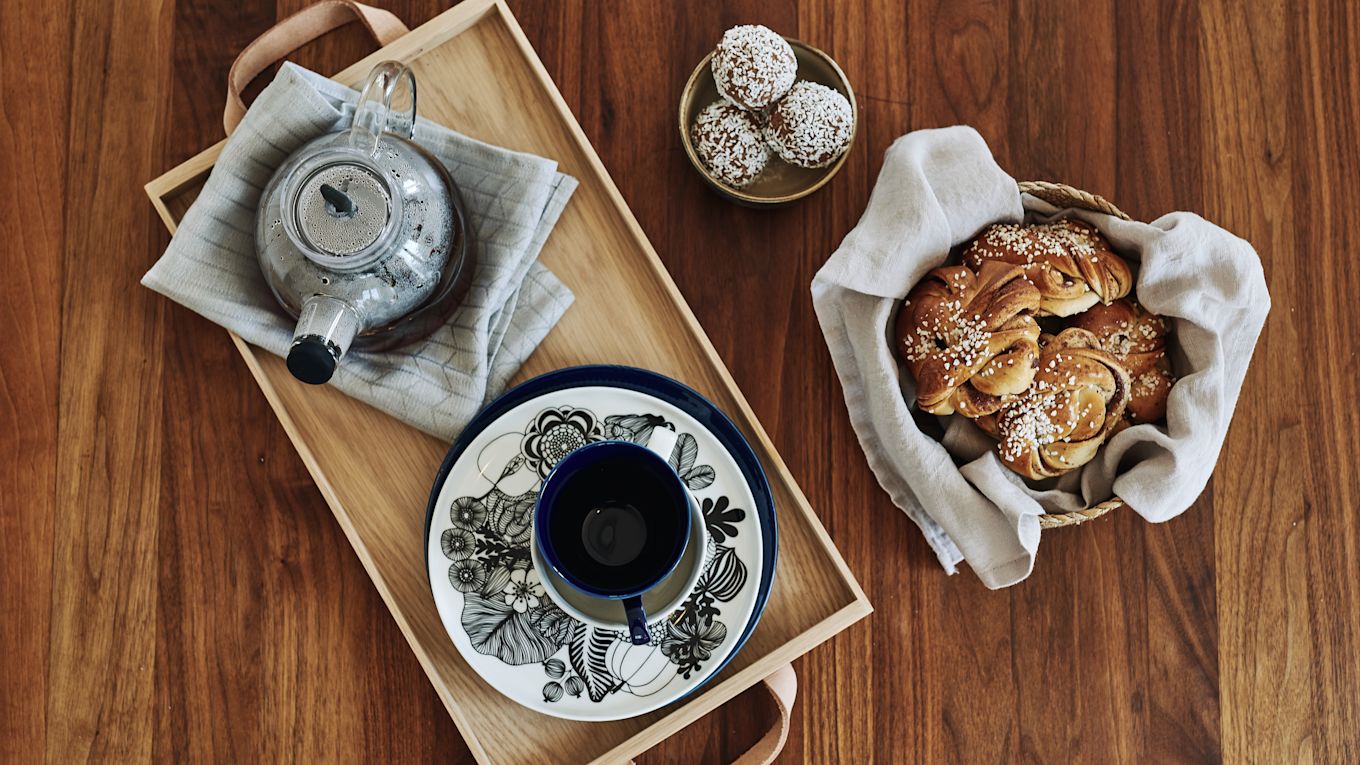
[422,364,778,700]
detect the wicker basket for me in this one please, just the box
[1015,180,1132,529]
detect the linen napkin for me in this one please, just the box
[143,63,577,441]
[811,126,1270,589]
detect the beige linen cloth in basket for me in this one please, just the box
[812,126,1270,589]
[144,63,577,441]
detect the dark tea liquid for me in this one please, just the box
[545,451,688,596]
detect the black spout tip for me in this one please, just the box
[287,338,337,385]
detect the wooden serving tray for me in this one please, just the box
[144,1,870,762]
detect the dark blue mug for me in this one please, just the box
[534,429,693,645]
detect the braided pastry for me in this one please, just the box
[976,328,1130,480]
[962,220,1133,317]
[895,261,1041,417]
[1070,299,1173,423]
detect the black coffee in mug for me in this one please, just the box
[540,447,689,593]
[535,439,693,644]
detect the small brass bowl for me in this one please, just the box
[679,38,857,206]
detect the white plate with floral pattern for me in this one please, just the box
[423,366,776,721]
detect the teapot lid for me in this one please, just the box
[282,153,402,269]
[278,62,423,271]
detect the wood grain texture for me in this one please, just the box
[41,0,173,761]
[3,0,1359,763]
[0,0,65,761]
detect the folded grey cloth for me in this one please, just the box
[143,63,577,440]
[812,126,1270,588]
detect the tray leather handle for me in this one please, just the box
[224,0,409,135]
[631,663,798,765]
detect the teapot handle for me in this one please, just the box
[223,0,409,135]
[348,61,417,157]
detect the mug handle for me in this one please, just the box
[641,426,678,464]
[623,426,679,646]
[622,595,650,645]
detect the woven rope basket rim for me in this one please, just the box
[1017,180,1129,529]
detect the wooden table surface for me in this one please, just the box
[3,0,1357,762]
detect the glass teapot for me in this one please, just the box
[255,61,474,385]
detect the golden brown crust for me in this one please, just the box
[1069,299,1173,423]
[895,261,1041,417]
[1126,366,1172,423]
[977,328,1131,480]
[961,220,1133,317]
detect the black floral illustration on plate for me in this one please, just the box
[439,405,752,704]
[520,407,603,478]
[659,613,728,671]
[701,496,745,544]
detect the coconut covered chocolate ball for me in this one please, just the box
[764,81,854,168]
[711,25,798,111]
[690,99,770,188]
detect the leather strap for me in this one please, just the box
[731,663,798,765]
[631,663,798,765]
[224,0,408,135]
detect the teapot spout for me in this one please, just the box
[286,295,361,385]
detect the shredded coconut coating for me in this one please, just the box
[711,25,797,111]
[763,81,854,168]
[691,100,770,188]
